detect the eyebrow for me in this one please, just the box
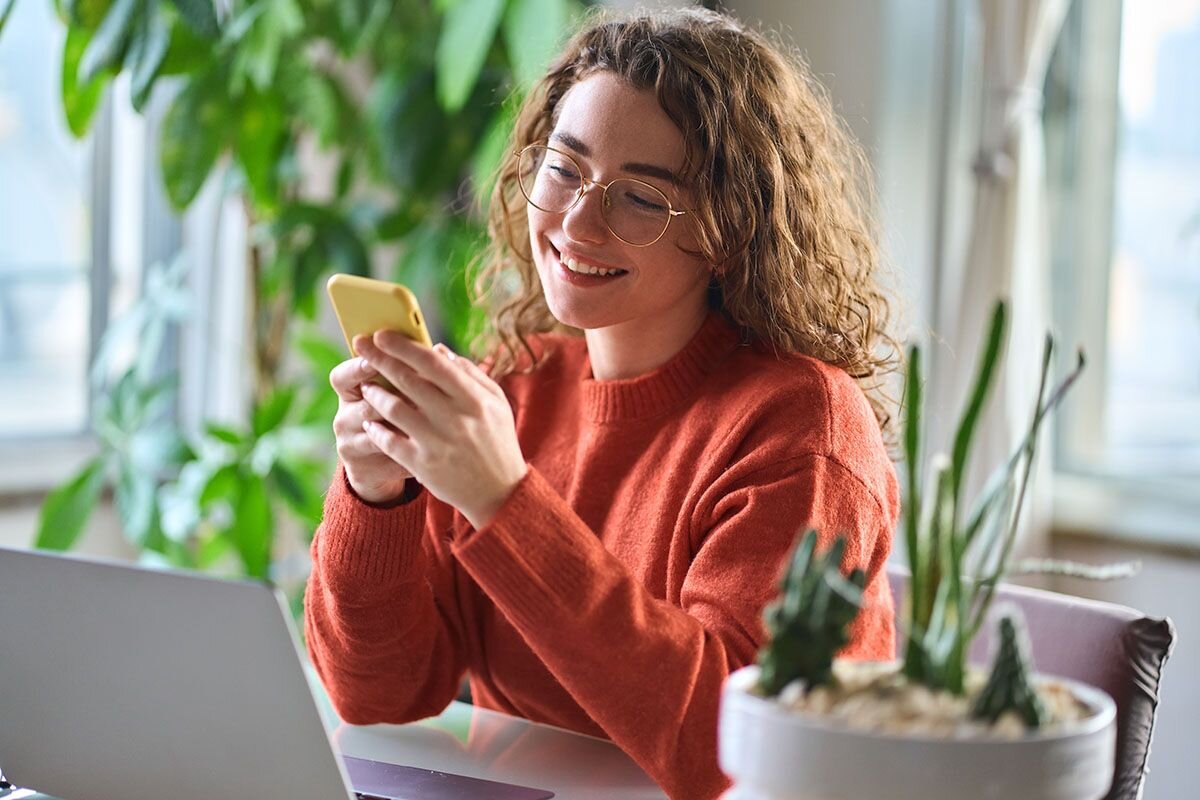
[549,131,682,187]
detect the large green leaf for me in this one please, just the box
[227,474,272,578]
[270,458,326,527]
[295,328,346,375]
[0,0,16,37]
[67,0,113,31]
[235,89,287,214]
[159,10,212,75]
[502,0,566,88]
[276,204,371,310]
[78,0,138,84]
[370,68,448,193]
[471,102,516,202]
[128,2,172,110]
[291,66,343,148]
[253,385,296,437]
[204,423,244,447]
[34,456,108,551]
[199,462,240,507]
[437,222,487,349]
[160,72,227,208]
[62,24,110,137]
[115,462,158,548]
[169,0,218,39]
[229,0,302,92]
[436,0,505,113]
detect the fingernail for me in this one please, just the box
[436,343,456,361]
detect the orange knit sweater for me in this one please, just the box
[305,312,898,800]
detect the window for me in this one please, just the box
[0,2,172,495]
[0,1,95,439]
[1045,0,1200,545]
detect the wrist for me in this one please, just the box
[346,471,420,508]
[462,464,529,530]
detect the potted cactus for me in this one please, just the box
[719,300,1129,800]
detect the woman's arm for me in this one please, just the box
[450,456,895,800]
[349,330,895,798]
[303,464,469,724]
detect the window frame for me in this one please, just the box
[0,77,181,496]
[1046,0,1200,550]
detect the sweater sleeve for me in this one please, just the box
[304,464,469,724]
[450,455,895,800]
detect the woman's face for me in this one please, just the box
[526,72,711,335]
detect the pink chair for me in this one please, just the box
[886,567,1175,800]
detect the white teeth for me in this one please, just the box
[562,255,624,277]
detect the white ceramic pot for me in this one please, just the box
[718,665,1116,800]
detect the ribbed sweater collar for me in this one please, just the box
[580,312,741,423]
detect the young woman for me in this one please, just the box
[306,8,902,799]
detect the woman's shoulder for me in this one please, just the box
[707,343,890,474]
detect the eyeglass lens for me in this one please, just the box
[518,146,673,246]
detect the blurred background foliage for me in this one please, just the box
[0,0,581,594]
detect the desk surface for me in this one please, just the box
[2,702,666,800]
[333,701,667,800]
[3,679,667,800]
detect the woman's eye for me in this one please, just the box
[624,190,668,213]
[546,161,579,181]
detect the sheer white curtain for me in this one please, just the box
[932,0,1071,558]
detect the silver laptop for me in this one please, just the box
[0,546,553,800]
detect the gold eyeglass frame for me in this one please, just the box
[514,143,689,247]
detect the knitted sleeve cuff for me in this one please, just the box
[315,463,429,589]
[450,466,596,626]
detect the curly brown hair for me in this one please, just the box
[472,6,903,443]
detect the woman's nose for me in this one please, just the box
[560,183,609,244]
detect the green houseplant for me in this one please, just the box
[720,299,1135,800]
[1,0,580,593]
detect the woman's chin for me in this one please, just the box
[543,295,613,332]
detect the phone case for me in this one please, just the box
[326,273,433,356]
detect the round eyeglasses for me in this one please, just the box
[515,144,688,247]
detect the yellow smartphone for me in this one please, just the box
[326,274,433,384]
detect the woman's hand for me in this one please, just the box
[330,356,414,505]
[355,331,529,529]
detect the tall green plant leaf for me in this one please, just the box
[34,456,108,551]
[62,24,110,137]
[949,301,1006,512]
[436,0,506,113]
[901,347,922,597]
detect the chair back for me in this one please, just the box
[886,566,1175,800]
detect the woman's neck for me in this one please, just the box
[584,304,709,381]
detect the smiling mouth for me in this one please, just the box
[554,247,629,278]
